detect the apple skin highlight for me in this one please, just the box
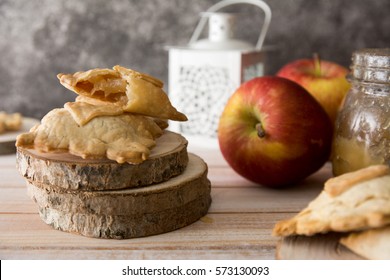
[218,76,333,187]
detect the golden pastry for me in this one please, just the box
[16,108,163,164]
[58,66,187,121]
[273,165,390,236]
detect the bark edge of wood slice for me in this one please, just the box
[27,153,212,239]
[17,131,188,191]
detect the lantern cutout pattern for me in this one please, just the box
[168,0,271,147]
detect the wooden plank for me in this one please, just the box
[0,154,17,167]
[208,164,329,213]
[0,168,26,189]
[209,162,332,188]
[0,153,25,189]
[0,188,35,213]
[208,167,258,188]
[210,186,322,213]
[0,212,289,259]
[0,248,275,260]
[0,181,320,214]
[187,146,228,167]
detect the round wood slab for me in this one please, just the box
[27,154,211,239]
[276,233,365,260]
[17,131,188,191]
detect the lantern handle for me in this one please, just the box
[189,0,271,51]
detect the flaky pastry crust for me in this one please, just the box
[273,165,390,236]
[16,109,163,164]
[58,66,187,121]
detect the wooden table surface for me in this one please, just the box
[0,143,332,260]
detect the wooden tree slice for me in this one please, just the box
[36,194,211,239]
[27,154,212,239]
[17,131,188,191]
[276,233,365,260]
[27,154,210,215]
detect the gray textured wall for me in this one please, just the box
[1,0,389,119]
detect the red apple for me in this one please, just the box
[276,55,350,125]
[218,76,333,187]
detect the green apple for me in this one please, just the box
[218,76,333,187]
[277,55,350,125]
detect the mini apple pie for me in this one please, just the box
[58,66,187,121]
[273,165,390,236]
[16,108,163,164]
[0,111,22,134]
[16,66,187,164]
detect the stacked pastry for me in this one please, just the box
[16,66,211,239]
[273,165,390,260]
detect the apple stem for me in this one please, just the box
[313,53,322,77]
[256,123,266,138]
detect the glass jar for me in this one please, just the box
[332,48,390,176]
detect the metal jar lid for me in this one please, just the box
[351,48,390,83]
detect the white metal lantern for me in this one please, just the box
[168,0,272,148]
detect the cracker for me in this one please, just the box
[273,171,390,237]
[340,226,390,260]
[16,108,163,164]
[325,165,390,197]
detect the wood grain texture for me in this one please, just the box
[17,131,188,191]
[0,212,290,259]
[0,249,275,260]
